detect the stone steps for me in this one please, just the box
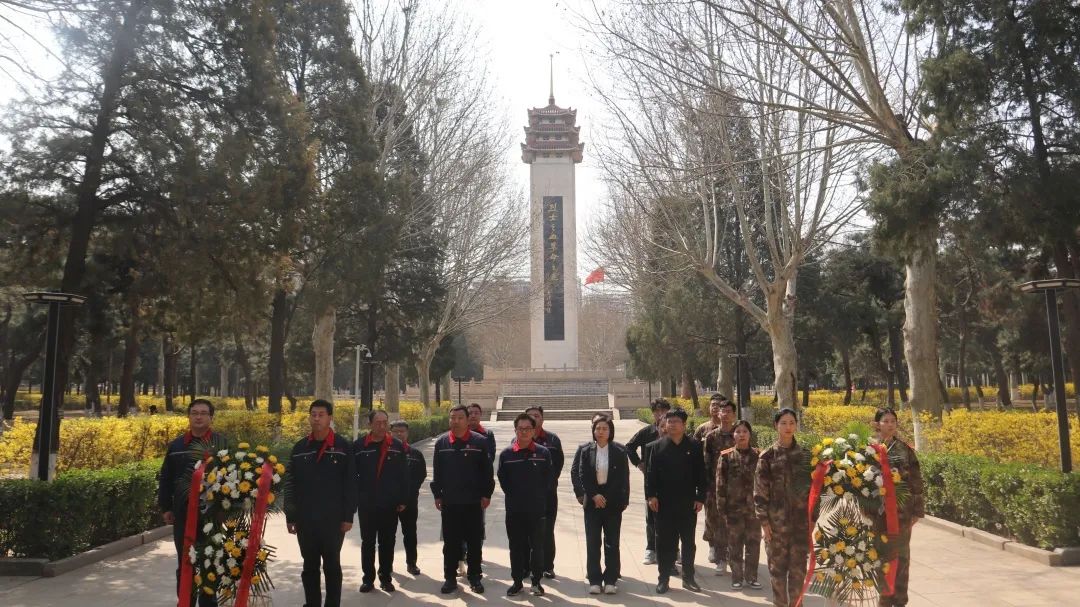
[501,395,608,410]
[496,409,608,421]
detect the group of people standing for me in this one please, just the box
[158,393,923,607]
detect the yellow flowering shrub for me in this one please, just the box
[1017,383,1075,399]
[921,409,1080,469]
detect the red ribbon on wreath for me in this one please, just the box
[234,461,274,607]
[873,443,900,596]
[178,461,207,607]
[795,459,831,607]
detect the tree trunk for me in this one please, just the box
[991,350,1011,408]
[887,322,908,402]
[680,370,699,409]
[268,288,288,413]
[234,339,256,410]
[416,340,438,409]
[384,363,400,413]
[118,315,140,418]
[2,340,44,421]
[312,303,336,402]
[958,306,971,409]
[766,304,798,410]
[219,353,230,398]
[903,225,941,446]
[839,344,853,405]
[84,331,104,415]
[717,340,735,400]
[156,338,164,396]
[188,343,197,402]
[163,335,179,411]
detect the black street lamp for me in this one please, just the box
[1020,278,1080,473]
[728,353,749,420]
[452,376,466,408]
[360,348,377,412]
[23,291,86,481]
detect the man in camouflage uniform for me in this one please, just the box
[876,409,925,607]
[699,395,736,572]
[754,410,809,607]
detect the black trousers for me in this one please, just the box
[359,507,399,583]
[505,510,546,584]
[543,491,558,571]
[584,504,623,586]
[441,503,484,583]
[296,521,346,607]
[645,503,656,551]
[397,500,419,567]
[173,517,219,607]
[657,504,698,582]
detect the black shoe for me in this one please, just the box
[656,579,670,594]
[507,581,524,596]
[542,570,555,579]
[407,564,421,576]
[440,581,458,594]
[683,578,702,592]
[531,582,545,596]
[359,582,374,593]
[469,580,485,594]
[380,580,395,592]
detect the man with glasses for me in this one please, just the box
[497,413,553,597]
[158,399,229,607]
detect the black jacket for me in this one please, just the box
[626,423,660,467]
[533,428,564,482]
[645,435,707,508]
[354,433,409,510]
[285,431,358,526]
[430,430,495,506]
[572,441,631,511]
[157,430,230,515]
[497,442,553,514]
[471,424,497,463]
[404,444,427,502]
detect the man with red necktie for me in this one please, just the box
[354,409,409,593]
[158,399,229,607]
[285,400,357,607]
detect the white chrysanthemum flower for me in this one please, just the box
[861,488,871,496]
[858,541,866,550]
[204,558,211,568]
[211,533,224,544]
[845,546,855,555]
[222,499,231,510]
[202,522,213,534]
[834,555,844,565]
[217,565,225,574]
[244,472,254,481]
[865,446,877,456]
[216,449,227,456]
[211,483,222,492]
[863,469,876,481]
[822,448,834,458]
[235,451,247,460]
[848,433,859,441]
[272,474,281,483]
[240,539,249,548]
[251,489,258,499]
[853,453,866,462]
[256,457,264,464]
[875,475,885,487]
[189,547,197,561]
[203,545,214,556]
[833,471,845,483]
[244,498,253,510]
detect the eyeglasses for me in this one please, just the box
[515,426,535,433]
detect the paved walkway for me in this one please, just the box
[2,420,1078,606]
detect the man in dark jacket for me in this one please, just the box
[285,400,358,607]
[431,404,495,594]
[158,399,229,607]
[525,405,563,579]
[573,414,631,595]
[625,398,671,564]
[497,413,553,597]
[390,419,426,576]
[354,409,409,593]
[646,408,707,594]
[467,403,496,462]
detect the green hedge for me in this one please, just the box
[0,460,160,560]
[921,454,1080,549]
[0,414,450,560]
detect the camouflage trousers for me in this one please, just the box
[764,529,809,607]
[702,493,728,559]
[878,527,912,607]
[726,511,761,584]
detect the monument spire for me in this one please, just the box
[548,53,555,105]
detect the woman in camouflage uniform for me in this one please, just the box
[874,407,924,607]
[754,408,809,607]
[716,420,762,590]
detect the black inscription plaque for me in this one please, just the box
[542,196,564,341]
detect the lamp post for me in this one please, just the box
[23,291,86,481]
[1020,278,1080,473]
[729,353,748,421]
[353,345,363,441]
[452,376,466,408]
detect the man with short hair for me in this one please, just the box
[467,403,496,463]
[699,394,737,572]
[647,409,707,594]
[158,399,229,607]
[355,409,409,593]
[498,413,553,597]
[525,405,564,579]
[286,400,357,607]
[626,397,671,564]
[431,404,495,594]
[390,420,426,576]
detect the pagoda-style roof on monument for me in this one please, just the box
[521,94,585,164]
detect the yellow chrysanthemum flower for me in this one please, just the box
[815,572,825,582]
[256,445,269,454]
[220,486,231,495]
[868,548,879,561]
[824,475,833,486]
[269,455,278,464]
[883,562,891,572]
[832,573,843,583]
[230,567,241,577]
[267,492,276,504]
[846,558,857,569]
[818,549,830,561]
[238,442,250,450]
[833,485,845,496]
[839,517,850,525]
[823,438,833,446]
[881,535,889,544]
[194,575,202,586]
[251,575,261,585]
[203,586,215,595]
[845,525,858,536]
[835,541,846,552]
[239,481,252,493]
[812,445,823,455]
[240,462,252,471]
[258,549,269,561]
[274,463,286,475]
[892,470,901,483]
[852,477,863,488]
[207,572,216,582]
[880,486,887,496]
[814,529,824,542]
[811,457,820,466]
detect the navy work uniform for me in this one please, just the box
[354,432,409,588]
[497,440,553,587]
[430,430,495,586]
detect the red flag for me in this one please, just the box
[584,267,605,285]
